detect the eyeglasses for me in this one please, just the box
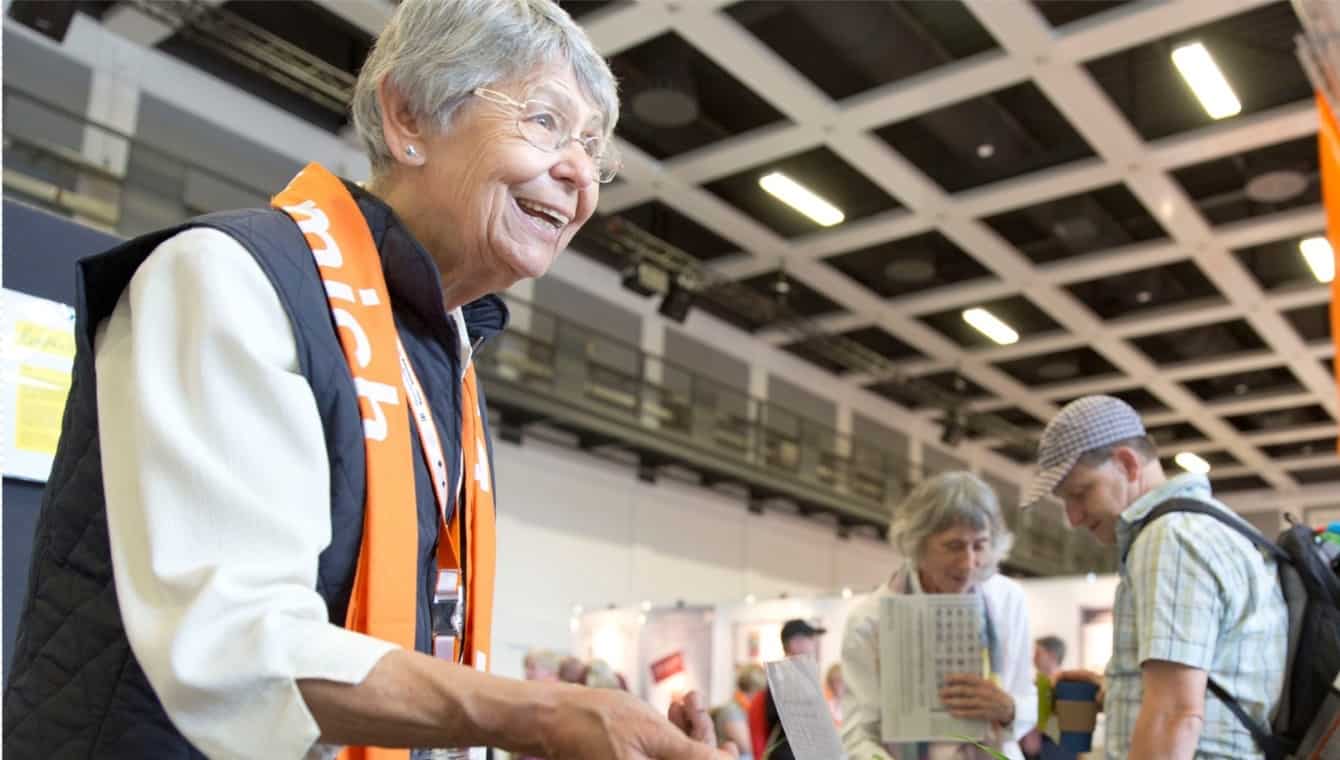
[473,87,621,184]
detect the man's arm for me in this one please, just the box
[1127,659,1207,760]
[1124,513,1228,759]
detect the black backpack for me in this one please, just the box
[1126,498,1340,760]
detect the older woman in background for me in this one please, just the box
[3,1,728,758]
[559,655,590,684]
[842,472,1037,760]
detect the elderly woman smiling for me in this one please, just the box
[841,472,1038,760]
[3,2,731,760]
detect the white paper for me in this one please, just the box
[766,656,846,760]
[879,594,990,744]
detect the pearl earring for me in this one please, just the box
[405,145,419,158]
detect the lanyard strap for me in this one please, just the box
[397,338,451,523]
[399,335,470,665]
[399,322,494,671]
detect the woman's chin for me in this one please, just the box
[934,578,972,594]
[526,247,563,277]
[505,249,559,285]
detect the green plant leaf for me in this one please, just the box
[949,736,1012,760]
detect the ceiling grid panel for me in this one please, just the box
[965,0,1324,492]
[560,0,1333,501]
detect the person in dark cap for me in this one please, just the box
[1023,395,1286,759]
[747,619,826,760]
[780,619,827,655]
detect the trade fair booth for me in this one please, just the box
[574,574,1121,710]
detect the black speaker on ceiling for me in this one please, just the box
[621,259,669,297]
[940,410,965,448]
[8,1,79,43]
[658,279,695,323]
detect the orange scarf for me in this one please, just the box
[274,164,496,758]
[449,366,496,670]
[734,690,750,714]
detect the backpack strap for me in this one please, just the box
[1126,497,1294,760]
[1206,678,1293,760]
[1124,498,1288,564]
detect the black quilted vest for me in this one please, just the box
[2,185,506,758]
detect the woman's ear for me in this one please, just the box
[378,78,426,166]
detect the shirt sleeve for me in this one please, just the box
[96,227,399,760]
[1127,514,1225,671]
[995,579,1039,743]
[840,598,897,760]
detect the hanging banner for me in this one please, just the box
[639,609,713,717]
[1320,94,1340,453]
[650,651,686,684]
[1,288,77,483]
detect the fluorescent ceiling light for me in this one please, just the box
[1171,42,1241,120]
[758,172,845,227]
[1300,236,1335,283]
[1174,451,1211,475]
[961,307,1019,346]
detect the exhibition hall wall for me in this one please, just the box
[491,436,901,682]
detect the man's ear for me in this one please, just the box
[1114,446,1143,483]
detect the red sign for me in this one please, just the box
[650,651,686,684]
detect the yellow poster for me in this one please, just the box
[3,288,77,482]
[16,365,72,455]
[15,320,75,360]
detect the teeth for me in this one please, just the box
[517,199,569,228]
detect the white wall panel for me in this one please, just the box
[489,437,898,681]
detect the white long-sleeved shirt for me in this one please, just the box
[95,228,398,760]
[841,568,1038,760]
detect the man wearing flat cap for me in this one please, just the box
[1023,395,1286,759]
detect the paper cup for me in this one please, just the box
[1054,679,1100,752]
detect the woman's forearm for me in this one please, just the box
[299,648,558,753]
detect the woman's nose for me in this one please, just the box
[551,140,597,189]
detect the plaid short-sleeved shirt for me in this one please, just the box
[1104,474,1287,759]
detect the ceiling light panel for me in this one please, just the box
[758,172,845,227]
[962,307,1020,346]
[1171,42,1242,120]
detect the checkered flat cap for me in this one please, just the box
[1022,395,1146,508]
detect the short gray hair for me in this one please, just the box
[889,471,1014,578]
[1075,435,1158,470]
[584,659,622,690]
[736,663,767,694]
[524,648,560,672]
[1036,635,1066,665]
[351,0,619,174]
